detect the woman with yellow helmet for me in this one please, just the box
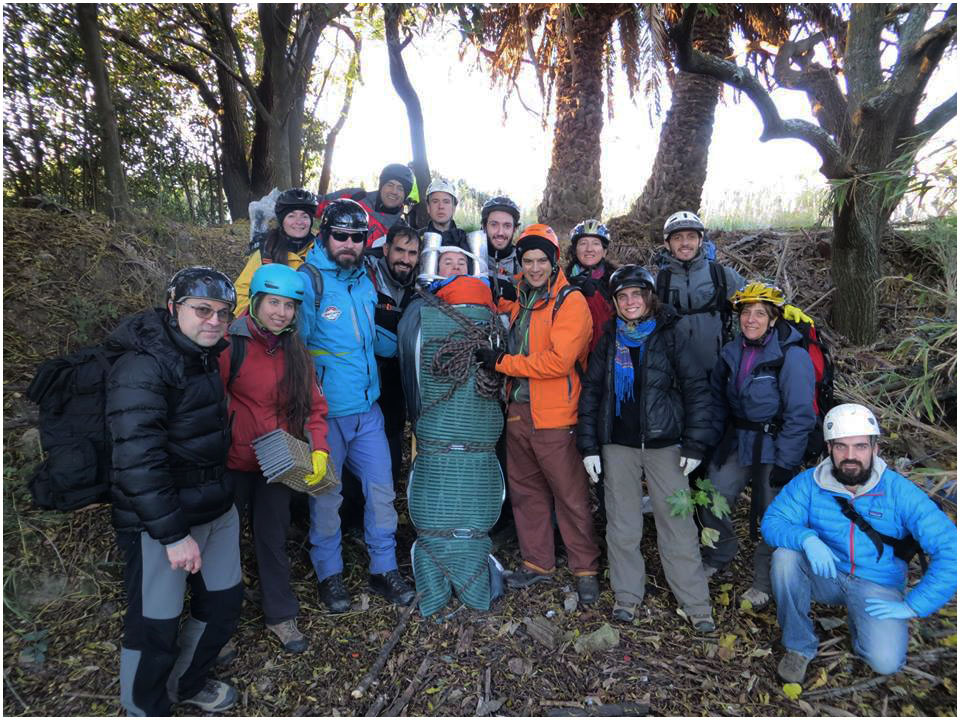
[699,281,816,610]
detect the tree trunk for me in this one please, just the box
[75,3,131,220]
[200,5,251,221]
[609,11,731,246]
[384,3,429,227]
[538,5,621,242]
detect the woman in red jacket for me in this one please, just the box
[219,263,330,654]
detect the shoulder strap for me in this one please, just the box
[298,263,325,309]
[228,335,247,387]
[551,284,581,322]
[833,495,925,569]
[655,268,671,304]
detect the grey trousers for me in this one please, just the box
[698,455,777,594]
[602,443,712,617]
[118,506,242,716]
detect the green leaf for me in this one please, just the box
[694,476,713,492]
[692,490,710,506]
[701,527,721,548]
[710,493,731,519]
[782,683,803,700]
[666,489,695,517]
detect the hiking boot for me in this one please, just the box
[778,650,812,684]
[741,587,771,610]
[318,573,351,613]
[577,575,600,606]
[214,639,237,667]
[612,601,637,623]
[369,570,415,606]
[267,618,308,653]
[505,567,553,590]
[179,679,237,713]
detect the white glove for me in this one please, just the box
[679,456,701,477]
[583,455,602,484]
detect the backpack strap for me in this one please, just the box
[227,335,247,387]
[655,267,671,304]
[551,284,586,378]
[297,264,325,310]
[833,495,927,571]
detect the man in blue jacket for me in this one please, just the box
[299,198,415,613]
[762,403,957,683]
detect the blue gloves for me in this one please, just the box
[802,535,838,579]
[865,598,917,620]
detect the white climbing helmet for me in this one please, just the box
[663,210,705,241]
[425,179,459,205]
[823,403,881,442]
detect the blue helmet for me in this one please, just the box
[249,263,305,303]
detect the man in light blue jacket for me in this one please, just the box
[299,198,414,613]
[762,403,957,684]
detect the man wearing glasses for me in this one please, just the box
[106,267,242,715]
[299,199,415,613]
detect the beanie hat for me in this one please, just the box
[378,163,414,198]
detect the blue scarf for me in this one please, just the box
[614,317,657,415]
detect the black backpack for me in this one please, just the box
[655,260,733,344]
[25,345,126,510]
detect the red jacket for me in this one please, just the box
[218,317,330,473]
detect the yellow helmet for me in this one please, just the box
[730,281,786,309]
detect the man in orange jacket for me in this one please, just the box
[474,224,601,606]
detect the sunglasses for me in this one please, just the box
[330,231,367,244]
[180,302,233,323]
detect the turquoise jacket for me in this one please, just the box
[299,243,396,418]
[762,457,957,617]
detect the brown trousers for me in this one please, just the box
[505,403,600,575]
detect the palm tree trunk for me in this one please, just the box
[609,10,731,246]
[538,5,622,241]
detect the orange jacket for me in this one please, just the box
[495,270,592,429]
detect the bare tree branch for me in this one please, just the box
[913,93,958,139]
[216,2,276,125]
[673,4,852,179]
[773,32,849,143]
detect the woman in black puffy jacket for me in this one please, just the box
[577,265,715,631]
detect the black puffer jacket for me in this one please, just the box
[105,308,234,544]
[577,306,713,457]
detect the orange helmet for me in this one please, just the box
[516,224,560,265]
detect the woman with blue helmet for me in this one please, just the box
[218,263,331,654]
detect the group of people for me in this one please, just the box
[102,162,956,716]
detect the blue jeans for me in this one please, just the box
[308,404,399,582]
[770,547,908,675]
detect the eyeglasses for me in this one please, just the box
[180,302,233,323]
[330,231,367,244]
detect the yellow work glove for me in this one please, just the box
[782,304,813,326]
[304,450,329,486]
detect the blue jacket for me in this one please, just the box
[709,321,815,469]
[762,458,957,618]
[299,243,396,418]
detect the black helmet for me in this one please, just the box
[608,264,655,297]
[275,188,318,223]
[319,198,369,241]
[167,266,237,309]
[481,195,521,226]
[570,219,610,249]
[378,163,414,198]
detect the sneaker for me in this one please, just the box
[577,575,600,605]
[612,601,637,623]
[741,587,771,610]
[179,679,237,713]
[369,570,415,605]
[318,573,351,613]
[690,614,716,633]
[267,618,308,653]
[214,639,237,667]
[505,567,553,590]
[778,650,812,684]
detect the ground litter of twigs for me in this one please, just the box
[3,208,956,716]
